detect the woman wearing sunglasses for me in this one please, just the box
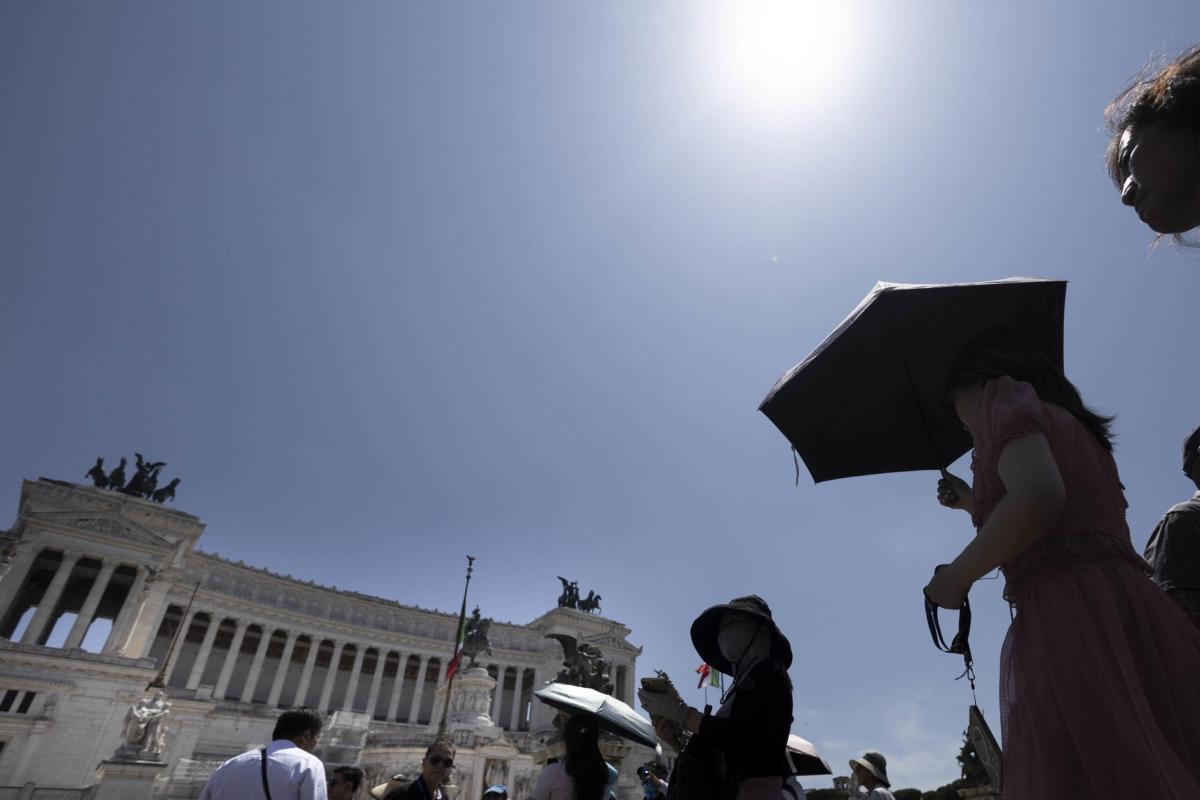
[927,331,1200,798]
[530,713,611,800]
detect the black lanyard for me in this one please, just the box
[923,575,977,704]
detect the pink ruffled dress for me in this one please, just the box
[968,377,1200,798]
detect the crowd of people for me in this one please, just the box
[192,39,1200,800]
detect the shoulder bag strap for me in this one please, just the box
[260,747,274,800]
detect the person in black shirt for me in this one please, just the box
[639,595,793,800]
[1145,423,1200,629]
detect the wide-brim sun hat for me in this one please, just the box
[369,772,407,799]
[690,595,792,676]
[849,752,890,788]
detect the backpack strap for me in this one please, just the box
[260,748,274,800]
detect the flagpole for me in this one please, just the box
[148,580,201,690]
[438,555,475,738]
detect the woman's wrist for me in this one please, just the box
[942,558,978,593]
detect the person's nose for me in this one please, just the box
[1121,175,1139,207]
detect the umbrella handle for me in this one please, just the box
[938,469,961,505]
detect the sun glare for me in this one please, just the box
[704,1,858,119]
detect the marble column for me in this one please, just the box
[213,620,248,698]
[102,566,148,655]
[20,552,79,645]
[162,607,200,684]
[63,559,117,649]
[318,641,345,711]
[386,652,407,721]
[490,664,506,723]
[267,632,298,707]
[241,627,274,703]
[293,638,322,707]
[407,655,430,724]
[365,649,386,718]
[509,668,526,730]
[341,645,366,711]
[0,543,39,626]
[131,578,173,659]
[185,615,222,689]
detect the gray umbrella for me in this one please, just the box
[759,277,1066,483]
[534,683,657,748]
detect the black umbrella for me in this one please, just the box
[759,278,1066,483]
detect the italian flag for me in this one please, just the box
[446,595,468,680]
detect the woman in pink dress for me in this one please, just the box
[923,334,1200,798]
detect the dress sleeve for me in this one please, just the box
[979,376,1050,455]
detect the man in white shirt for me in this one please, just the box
[199,707,327,800]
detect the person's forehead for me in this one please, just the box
[428,745,454,758]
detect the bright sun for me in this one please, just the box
[703,1,858,118]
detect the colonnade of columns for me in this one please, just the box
[147,604,540,730]
[0,546,147,654]
[0,548,614,734]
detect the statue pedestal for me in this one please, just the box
[94,758,167,800]
[432,667,503,739]
[319,710,373,764]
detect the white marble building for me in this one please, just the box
[0,478,646,799]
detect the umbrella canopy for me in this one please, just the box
[759,278,1066,483]
[786,734,832,776]
[533,682,658,749]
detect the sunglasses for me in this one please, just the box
[428,756,454,767]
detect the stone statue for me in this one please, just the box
[462,606,492,668]
[116,689,171,760]
[556,577,576,609]
[579,591,602,614]
[512,769,537,800]
[121,453,150,497]
[484,759,508,790]
[546,634,613,694]
[86,458,108,488]
[106,457,127,490]
[120,454,169,499]
[144,469,159,498]
[151,478,180,504]
[957,735,989,786]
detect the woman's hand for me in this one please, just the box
[638,686,691,726]
[652,716,687,755]
[936,470,974,516]
[923,563,970,610]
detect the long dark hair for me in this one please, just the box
[947,331,1115,453]
[563,714,609,800]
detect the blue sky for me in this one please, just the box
[3,1,1200,790]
